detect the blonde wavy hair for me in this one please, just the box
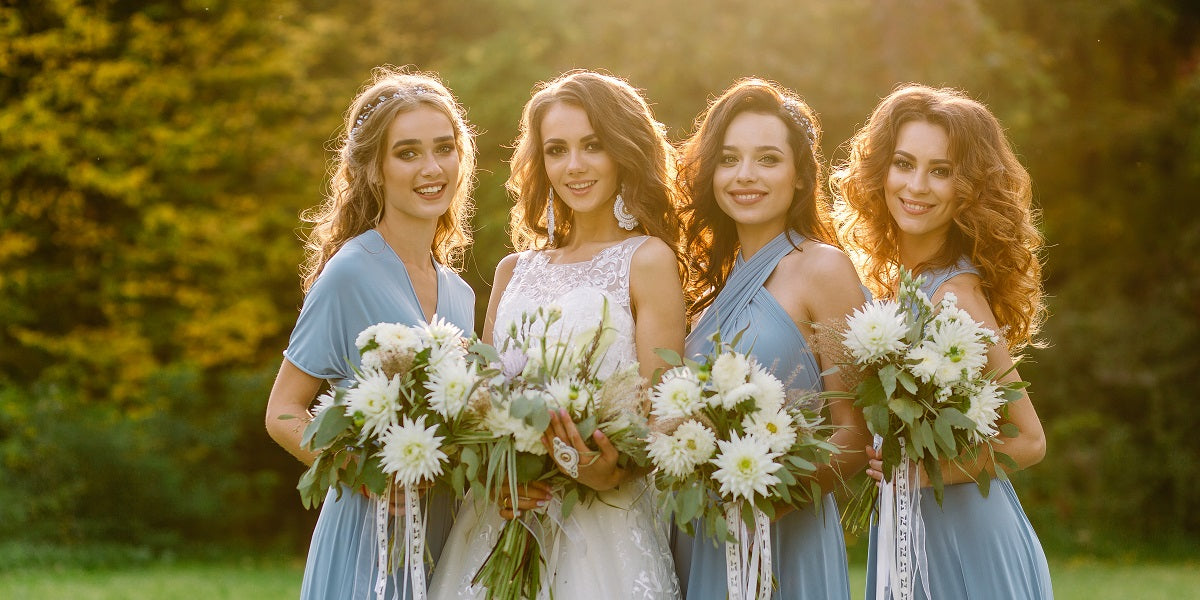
[506,70,680,253]
[831,84,1045,351]
[300,67,477,292]
[678,78,835,320]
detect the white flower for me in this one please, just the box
[420,316,464,349]
[482,399,547,455]
[964,380,1005,441]
[710,352,752,393]
[545,378,590,414]
[496,347,528,381]
[425,358,475,419]
[651,370,704,419]
[925,319,989,386]
[748,365,785,413]
[906,343,943,384]
[742,409,798,453]
[377,415,447,486]
[710,433,782,501]
[649,420,719,477]
[344,371,403,440]
[311,390,339,416]
[843,300,908,363]
[714,382,761,409]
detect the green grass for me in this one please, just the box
[2,556,1198,599]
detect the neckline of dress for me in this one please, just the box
[540,235,644,267]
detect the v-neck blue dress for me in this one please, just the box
[677,231,851,600]
[284,229,476,600]
[864,260,1052,599]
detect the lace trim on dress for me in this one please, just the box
[505,236,648,312]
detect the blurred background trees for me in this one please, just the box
[1,0,1197,555]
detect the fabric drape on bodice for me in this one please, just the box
[685,230,822,396]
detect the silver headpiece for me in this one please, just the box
[781,100,817,146]
[349,85,435,141]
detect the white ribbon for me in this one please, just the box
[372,481,430,600]
[873,436,930,600]
[723,500,773,600]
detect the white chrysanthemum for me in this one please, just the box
[713,381,761,409]
[646,432,694,478]
[743,409,798,453]
[545,378,590,414]
[344,371,403,440]
[375,322,425,353]
[843,300,908,363]
[355,323,383,351]
[710,433,782,500]
[425,358,475,419]
[377,415,447,486]
[675,420,718,463]
[964,380,1005,441]
[926,319,990,386]
[482,401,547,455]
[906,343,943,384]
[420,316,464,349]
[710,352,752,393]
[311,390,339,416]
[651,372,704,419]
[748,365,785,413]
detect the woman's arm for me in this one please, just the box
[481,254,519,346]
[928,274,1046,485]
[264,359,325,465]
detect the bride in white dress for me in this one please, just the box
[429,70,685,599]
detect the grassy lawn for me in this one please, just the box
[2,556,1198,599]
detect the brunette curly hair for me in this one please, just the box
[299,66,477,292]
[678,78,835,319]
[830,84,1045,351]
[506,70,680,253]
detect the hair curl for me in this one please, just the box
[677,78,835,319]
[830,84,1046,351]
[506,70,680,254]
[300,66,477,292]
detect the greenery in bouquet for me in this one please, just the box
[293,317,487,509]
[646,331,837,544]
[834,268,1029,535]
[463,300,649,600]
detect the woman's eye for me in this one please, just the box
[545,145,565,156]
[893,158,912,170]
[398,149,417,160]
[759,155,780,165]
[436,144,455,155]
[932,167,951,177]
[585,141,603,152]
[719,154,738,165]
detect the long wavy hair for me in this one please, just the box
[300,67,477,292]
[830,84,1046,351]
[506,70,680,254]
[678,78,835,319]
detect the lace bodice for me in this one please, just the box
[494,236,648,378]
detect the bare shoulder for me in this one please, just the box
[630,236,678,271]
[775,241,861,290]
[935,272,996,325]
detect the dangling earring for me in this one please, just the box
[546,188,557,246]
[613,185,639,231]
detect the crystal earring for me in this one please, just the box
[613,185,639,231]
[546,188,557,245]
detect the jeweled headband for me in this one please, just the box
[781,100,818,146]
[348,84,437,141]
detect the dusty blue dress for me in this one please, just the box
[677,231,851,600]
[283,229,476,600]
[864,260,1052,599]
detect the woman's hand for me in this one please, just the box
[359,480,435,516]
[496,481,553,520]
[541,409,624,492]
[864,445,884,485]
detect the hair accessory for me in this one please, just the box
[613,185,639,230]
[781,99,817,146]
[349,85,434,141]
[546,188,557,245]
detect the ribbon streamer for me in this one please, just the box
[723,500,773,600]
[372,481,431,600]
[873,437,931,600]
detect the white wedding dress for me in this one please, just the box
[429,236,681,600]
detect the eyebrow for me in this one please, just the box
[722,144,786,153]
[894,149,952,165]
[392,135,455,149]
[543,133,601,146]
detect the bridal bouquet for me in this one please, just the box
[648,332,836,600]
[465,301,649,600]
[295,317,486,600]
[832,269,1026,600]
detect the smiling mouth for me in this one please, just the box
[900,198,933,214]
[415,184,446,196]
[730,192,766,203]
[566,181,595,192]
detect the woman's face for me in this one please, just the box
[712,111,798,230]
[884,120,958,247]
[540,102,620,219]
[379,104,460,224]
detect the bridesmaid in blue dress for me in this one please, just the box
[264,68,478,600]
[831,84,1052,599]
[674,79,871,599]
